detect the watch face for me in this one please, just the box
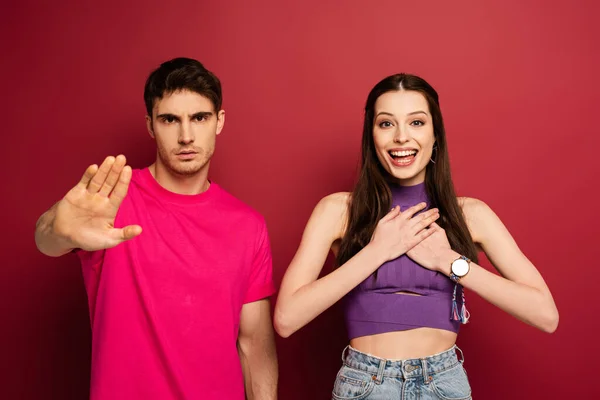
[452,258,470,276]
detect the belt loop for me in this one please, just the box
[341,345,349,363]
[375,357,386,384]
[455,345,465,364]
[422,358,430,384]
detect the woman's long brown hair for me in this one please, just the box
[337,74,478,267]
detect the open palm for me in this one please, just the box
[54,155,142,251]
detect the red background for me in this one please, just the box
[1,0,598,398]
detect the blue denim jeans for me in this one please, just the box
[332,345,472,400]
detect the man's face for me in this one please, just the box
[146,90,224,177]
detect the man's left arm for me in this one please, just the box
[238,298,278,400]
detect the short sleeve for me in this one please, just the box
[244,219,275,304]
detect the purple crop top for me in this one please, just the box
[343,182,466,340]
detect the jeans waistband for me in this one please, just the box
[341,345,464,382]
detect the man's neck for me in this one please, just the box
[149,162,210,195]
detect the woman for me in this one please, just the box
[274,74,559,399]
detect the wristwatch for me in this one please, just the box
[450,255,471,283]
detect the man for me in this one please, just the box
[35,58,278,399]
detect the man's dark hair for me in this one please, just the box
[144,57,222,116]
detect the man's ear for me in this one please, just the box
[145,115,155,139]
[216,109,225,136]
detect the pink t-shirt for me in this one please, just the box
[77,168,275,400]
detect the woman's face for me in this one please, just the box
[372,90,436,186]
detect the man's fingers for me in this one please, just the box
[109,165,132,207]
[121,225,143,241]
[99,155,127,197]
[77,164,98,189]
[108,225,143,247]
[87,156,116,194]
